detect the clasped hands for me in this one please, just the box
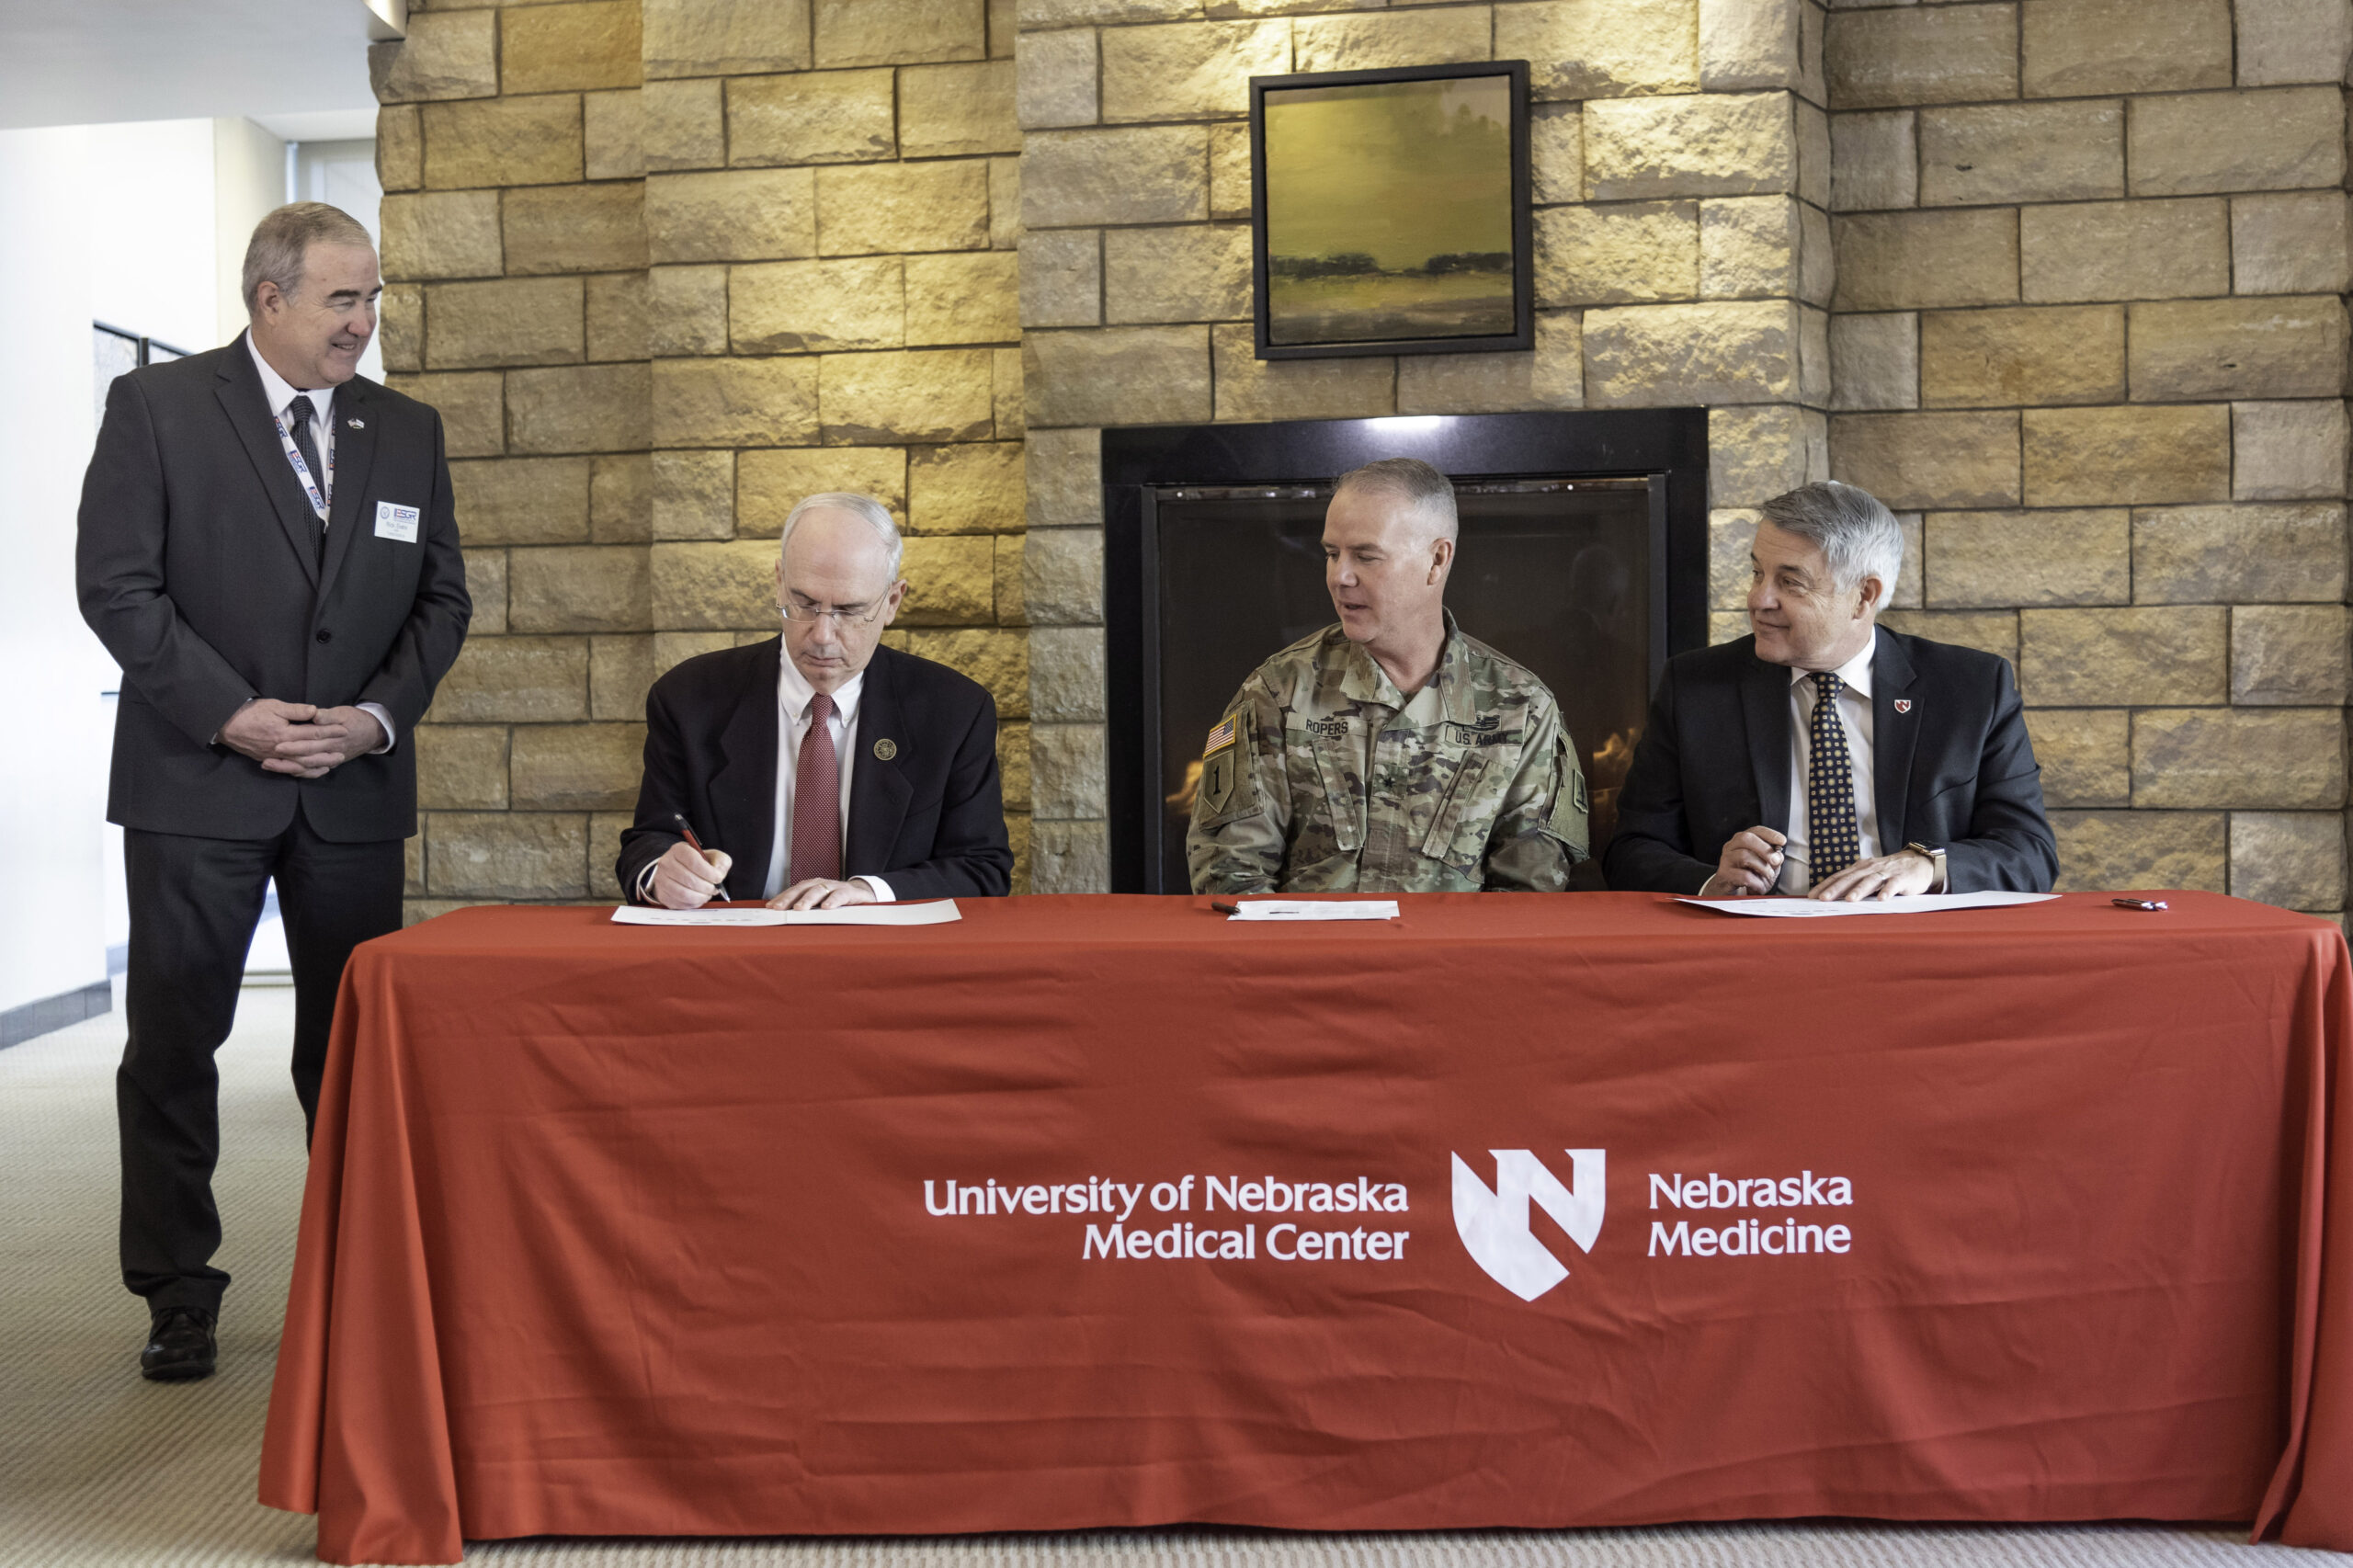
[646,841,874,911]
[1700,826,1937,902]
[220,699,382,779]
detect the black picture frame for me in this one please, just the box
[1250,60,1533,362]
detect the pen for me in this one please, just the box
[671,812,712,855]
[2111,897,2167,911]
[1211,900,1240,915]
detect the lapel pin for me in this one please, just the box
[347,417,365,429]
[1893,699,1913,713]
[872,738,898,761]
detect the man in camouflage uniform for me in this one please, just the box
[1188,457,1588,895]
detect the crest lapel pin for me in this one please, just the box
[1893,699,1913,713]
[872,738,898,761]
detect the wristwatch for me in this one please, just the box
[1904,842,1948,893]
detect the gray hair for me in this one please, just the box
[1759,481,1904,595]
[779,492,904,584]
[1334,456,1459,538]
[242,202,373,313]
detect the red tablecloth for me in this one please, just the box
[259,892,2353,1564]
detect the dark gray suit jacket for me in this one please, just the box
[76,333,471,843]
[617,640,1013,902]
[1603,627,2058,895]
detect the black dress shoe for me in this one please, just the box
[140,1305,217,1381]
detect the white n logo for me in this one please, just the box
[1450,1149,1606,1302]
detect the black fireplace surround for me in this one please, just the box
[1101,409,1711,892]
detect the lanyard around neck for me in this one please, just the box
[272,401,335,521]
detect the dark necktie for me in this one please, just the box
[791,692,843,883]
[1806,672,1860,885]
[286,395,326,559]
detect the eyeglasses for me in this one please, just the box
[777,597,888,627]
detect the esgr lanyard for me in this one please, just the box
[272,401,335,521]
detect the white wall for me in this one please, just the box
[212,116,285,345]
[0,127,117,1016]
[83,119,219,354]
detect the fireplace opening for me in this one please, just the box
[1103,411,1711,892]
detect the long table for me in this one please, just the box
[259,892,2353,1564]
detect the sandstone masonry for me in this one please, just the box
[377,0,2350,924]
[1827,0,2350,916]
[378,0,1028,919]
[1016,0,1833,894]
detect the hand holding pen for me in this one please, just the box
[648,812,735,910]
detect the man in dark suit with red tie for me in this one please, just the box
[618,493,1012,911]
[77,203,471,1380]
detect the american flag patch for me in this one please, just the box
[1204,715,1238,755]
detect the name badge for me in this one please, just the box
[374,501,420,543]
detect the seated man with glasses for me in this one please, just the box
[618,492,1013,910]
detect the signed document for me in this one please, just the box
[1226,900,1401,922]
[1676,891,2059,919]
[611,902,962,928]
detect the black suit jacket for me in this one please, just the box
[617,639,1013,902]
[1603,627,2058,895]
[76,333,471,843]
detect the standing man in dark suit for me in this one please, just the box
[77,203,471,1381]
[1605,481,2056,899]
[619,492,1011,909]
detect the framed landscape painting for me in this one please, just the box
[1250,60,1532,360]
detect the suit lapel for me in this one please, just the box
[847,649,914,876]
[1739,650,1791,835]
[1871,626,1919,853]
[318,379,380,600]
[214,334,320,588]
[710,643,780,900]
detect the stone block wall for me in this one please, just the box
[371,0,2349,920]
[1818,0,2350,920]
[374,0,1029,919]
[1017,0,1837,892]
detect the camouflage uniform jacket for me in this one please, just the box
[1187,614,1589,895]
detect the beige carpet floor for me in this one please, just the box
[0,983,2336,1567]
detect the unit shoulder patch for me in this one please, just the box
[1200,746,1237,816]
[1543,739,1592,858]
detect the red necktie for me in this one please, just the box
[791,692,842,883]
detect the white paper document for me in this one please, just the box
[1225,900,1401,922]
[611,901,961,928]
[1675,890,2059,919]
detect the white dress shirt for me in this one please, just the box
[248,336,337,489]
[235,336,396,756]
[764,650,893,903]
[1778,642,1880,892]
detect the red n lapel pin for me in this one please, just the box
[1893,699,1913,713]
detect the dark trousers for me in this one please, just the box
[119,808,404,1312]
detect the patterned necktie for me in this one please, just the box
[286,395,326,559]
[791,692,843,883]
[1806,672,1860,885]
